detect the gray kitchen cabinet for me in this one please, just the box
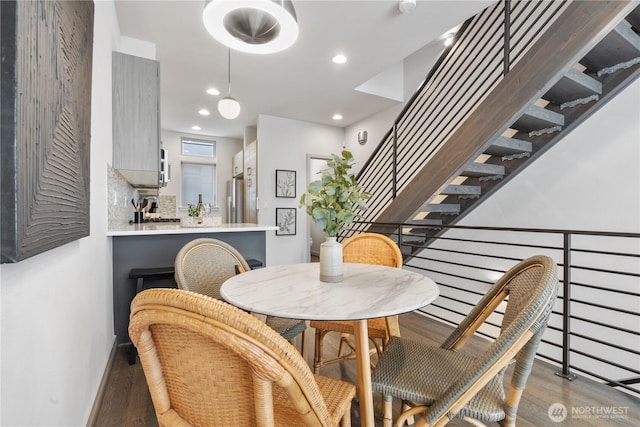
[244,140,258,223]
[232,149,243,177]
[112,52,160,177]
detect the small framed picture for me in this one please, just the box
[275,169,296,198]
[276,208,296,236]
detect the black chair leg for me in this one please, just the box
[127,343,137,365]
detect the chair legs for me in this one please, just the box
[382,395,393,427]
[295,330,306,357]
[314,328,328,374]
[341,404,352,427]
[314,328,385,374]
[381,397,418,427]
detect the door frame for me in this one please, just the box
[305,154,332,262]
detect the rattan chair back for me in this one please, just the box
[371,255,560,427]
[174,238,307,351]
[129,288,355,427]
[311,233,404,373]
[342,232,403,267]
[174,238,249,300]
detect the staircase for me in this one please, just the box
[351,0,640,253]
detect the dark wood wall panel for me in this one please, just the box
[1,0,94,263]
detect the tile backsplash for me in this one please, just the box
[157,195,177,218]
[107,166,138,229]
[107,166,178,228]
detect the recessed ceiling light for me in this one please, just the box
[192,125,202,131]
[198,109,210,116]
[333,114,343,121]
[332,54,347,64]
[206,88,220,96]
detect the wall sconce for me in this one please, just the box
[358,130,368,145]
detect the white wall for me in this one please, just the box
[256,115,344,266]
[160,130,242,221]
[344,40,445,173]
[0,1,119,425]
[344,105,402,174]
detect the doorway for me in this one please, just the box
[305,154,331,262]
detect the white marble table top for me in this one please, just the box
[221,262,439,321]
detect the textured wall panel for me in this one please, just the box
[1,0,94,263]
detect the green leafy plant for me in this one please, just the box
[299,150,370,237]
[187,204,200,217]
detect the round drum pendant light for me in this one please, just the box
[203,0,298,54]
[218,96,241,120]
[218,49,241,120]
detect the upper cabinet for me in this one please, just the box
[232,149,243,177]
[112,52,160,185]
[244,140,258,223]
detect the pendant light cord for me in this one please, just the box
[227,48,232,96]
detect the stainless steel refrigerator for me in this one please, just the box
[226,178,244,223]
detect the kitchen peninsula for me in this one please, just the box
[108,223,277,344]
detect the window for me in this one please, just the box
[181,138,217,207]
[182,163,216,207]
[182,138,215,158]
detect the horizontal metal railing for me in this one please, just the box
[341,222,640,397]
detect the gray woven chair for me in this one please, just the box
[174,238,307,352]
[311,232,404,374]
[371,255,559,427]
[129,288,355,426]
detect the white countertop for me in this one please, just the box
[107,222,278,237]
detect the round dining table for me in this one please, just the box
[221,262,439,427]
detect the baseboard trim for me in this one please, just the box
[86,337,117,427]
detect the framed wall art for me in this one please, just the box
[0,0,94,263]
[276,208,296,236]
[275,169,296,198]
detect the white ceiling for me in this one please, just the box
[114,0,493,140]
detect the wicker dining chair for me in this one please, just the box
[311,232,403,374]
[129,288,356,426]
[371,255,560,427]
[174,238,307,353]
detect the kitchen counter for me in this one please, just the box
[107,222,278,236]
[110,223,276,344]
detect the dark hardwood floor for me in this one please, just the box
[93,312,639,426]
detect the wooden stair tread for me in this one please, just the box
[544,67,603,104]
[580,22,640,72]
[441,185,481,196]
[461,162,505,177]
[512,105,564,132]
[419,203,460,213]
[484,136,533,157]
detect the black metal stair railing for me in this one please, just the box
[344,221,640,397]
[349,0,572,235]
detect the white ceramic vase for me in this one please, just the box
[319,236,344,283]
